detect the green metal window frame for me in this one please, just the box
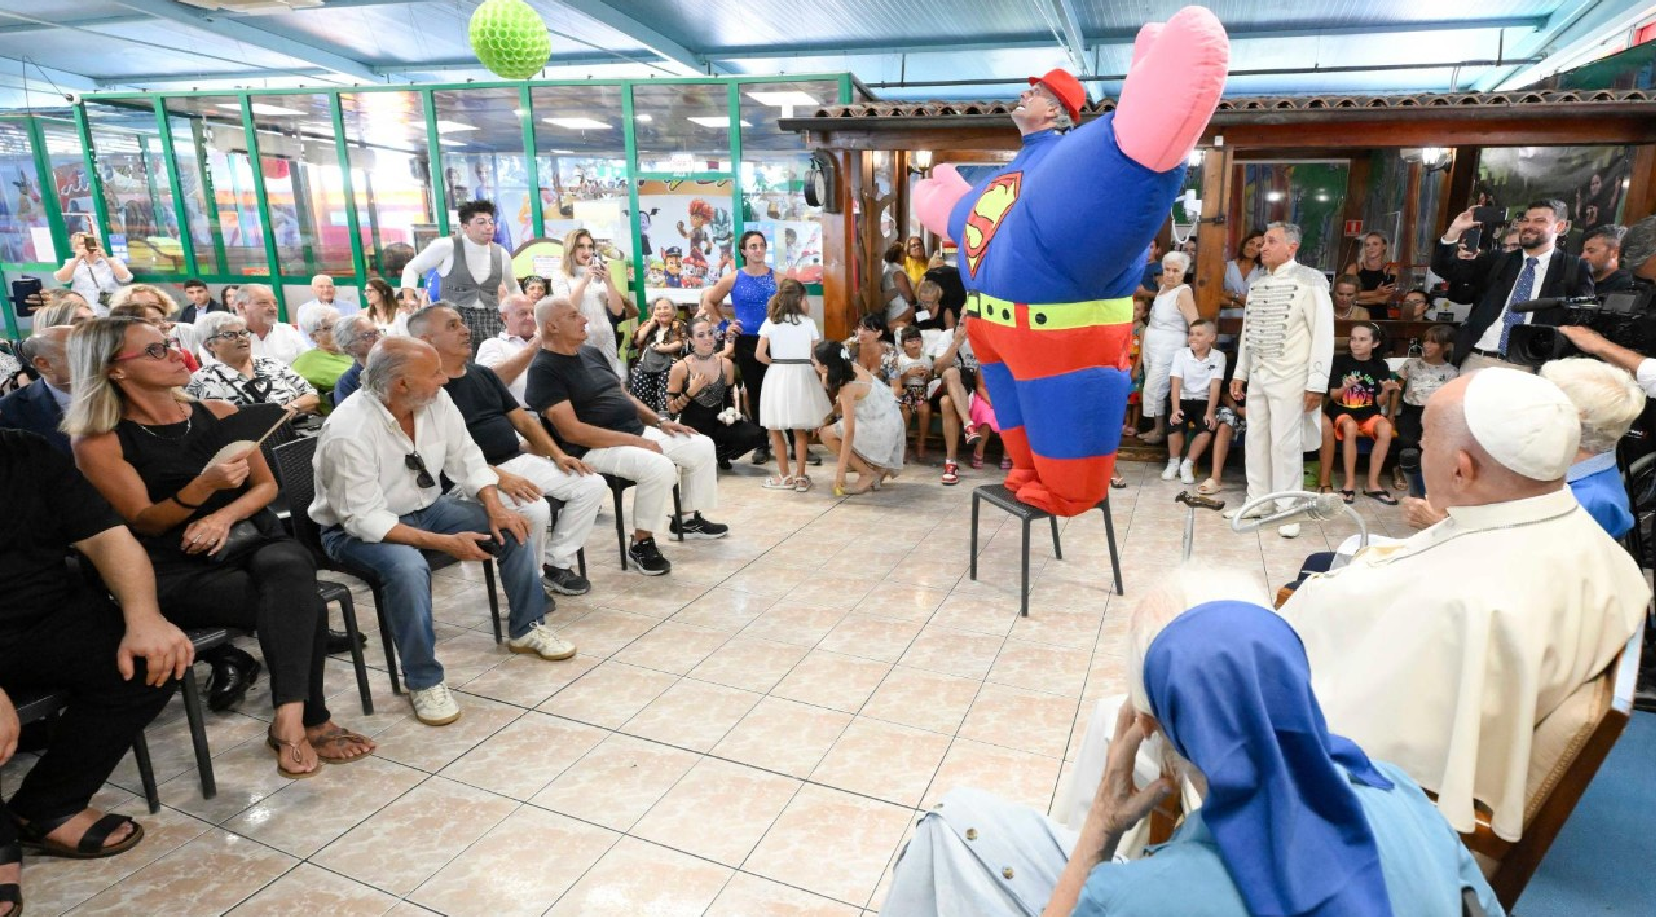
[0,74,854,338]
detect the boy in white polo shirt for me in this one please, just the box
[1163,318,1227,484]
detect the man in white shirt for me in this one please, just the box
[232,284,311,365]
[399,200,520,353]
[1281,369,1648,843]
[1435,199,1594,373]
[1230,222,1334,538]
[474,293,540,407]
[310,338,575,727]
[296,274,358,342]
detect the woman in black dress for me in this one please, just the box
[66,317,373,780]
[665,317,766,469]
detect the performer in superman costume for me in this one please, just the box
[914,7,1229,515]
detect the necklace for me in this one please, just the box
[133,405,193,440]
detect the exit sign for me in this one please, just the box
[1344,220,1364,237]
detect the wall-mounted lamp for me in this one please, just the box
[911,150,933,171]
[1402,147,1454,173]
[1186,148,1205,168]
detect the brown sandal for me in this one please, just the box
[266,731,320,779]
[308,724,375,764]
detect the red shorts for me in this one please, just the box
[1332,414,1386,441]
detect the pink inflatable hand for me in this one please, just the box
[1115,6,1229,173]
[912,164,971,243]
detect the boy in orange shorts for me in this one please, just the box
[1318,322,1400,504]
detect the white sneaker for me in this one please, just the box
[1178,459,1195,484]
[508,622,578,661]
[1278,523,1301,539]
[410,682,461,726]
[1160,460,1179,481]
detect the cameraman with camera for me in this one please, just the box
[51,231,130,315]
[1559,216,1657,400]
[1435,199,1593,373]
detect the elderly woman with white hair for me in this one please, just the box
[185,311,320,414]
[1539,357,1646,538]
[880,569,1504,917]
[1138,250,1198,444]
[290,306,354,413]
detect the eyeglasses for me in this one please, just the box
[404,452,436,489]
[210,329,253,341]
[113,342,178,362]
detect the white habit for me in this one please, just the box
[1233,259,1333,508]
[1279,487,1648,840]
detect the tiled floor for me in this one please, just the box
[3,455,1412,916]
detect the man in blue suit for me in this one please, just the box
[0,325,73,454]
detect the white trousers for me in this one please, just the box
[1141,327,1186,418]
[580,427,718,536]
[1245,375,1320,511]
[497,453,608,570]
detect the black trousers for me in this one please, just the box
[0,592,175,845]
[156,538,330,728]
[732,335,768,425]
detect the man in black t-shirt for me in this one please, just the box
[525,296,729,576]
[0,430,193,894]
[1316,322,1400,504]
[411,305,608,596]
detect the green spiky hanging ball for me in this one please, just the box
[469,0,551,80]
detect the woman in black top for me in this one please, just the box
[66,318,373,780]
[665,317,766,468]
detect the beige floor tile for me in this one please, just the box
[530,733,701,830]
[739,603,850,647]
[688,635,812,693]
[744,785,913,906]
[898,625,1005,680]
[925,737,1064,812]
[631,757,802,865]
[535,660,678,729]
[222,755,425,857]
[610,620,732,674]
[671,586,781,631]
[705,872,861,917]
[958,683,1080,759]
[783,577,876,611]
[371,695,525,773]
[859,665,983,735]
[986,639,1091,697]
[410,805,618,917]
[856,581,951,622]
[553,606,662,657]
[621,678,763,751]
[608,578,715,618]
[1007,608,1105,650]
[454,653,598,708]
[810,717,951,807]
[226,862,400,915]
[711,696,854,778]
[65,828,299,917]
[438,711,608,800]
[816,614,925,663]
[770,649,892,714]
[544,836,734,916]
[312,776,519,896]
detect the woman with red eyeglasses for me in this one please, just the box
[65,317,374,781]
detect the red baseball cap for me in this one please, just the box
[1028,68,1087,123]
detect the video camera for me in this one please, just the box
[1506,284,1655,367]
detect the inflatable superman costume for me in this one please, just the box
[914,7,1229,515]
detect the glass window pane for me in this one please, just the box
[632,83,731,173]
[156,96,269,277]
[738,80,837,155]
[84,101,179,273]
[0,120,54,263]
[741,157,821,283]
[247,94,355,277]
[161,103,217,274]
[40,118,91,246]
[637,178,735,308]
[1235,161,1349,273]
[340,91,435,281]
[433,87,530,249]
[530,84,631,288]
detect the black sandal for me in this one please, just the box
[1,840,20,917]
[1340,490,1356,504]
[14,812,144,860]
[1365,489,1399,506]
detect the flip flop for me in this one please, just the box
[1196,478,1221,495]
[309,724,375,764]
[15,813,145,860]
[1110,476,1128,489]
[1340,490,1356,504]
[1365,489,1399,506]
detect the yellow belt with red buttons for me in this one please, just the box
[966,293,1133,331]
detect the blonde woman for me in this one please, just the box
[108,285,199,370]
[551,227,628,373]
[67,317,373,777]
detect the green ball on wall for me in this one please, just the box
[469,0,552,80]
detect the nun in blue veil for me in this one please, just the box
[880,597,1503,917]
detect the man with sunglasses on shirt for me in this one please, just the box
[309,337,577,727]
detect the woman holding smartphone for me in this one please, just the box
[1341,232,1399,310]
[53,231,131,314]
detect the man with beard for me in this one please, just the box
[1435,200,1594,372]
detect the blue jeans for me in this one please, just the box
[321,494,548,690]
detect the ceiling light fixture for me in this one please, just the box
[686,116,752,128]
[744,90,819,108]
[635,114,653,123]
[217,103,302,116]
[544,117,611,130]
[433,120,479,133]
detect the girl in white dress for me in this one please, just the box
[757,279,832,491]
[814,340,905,496]
[1140,250,1199,445]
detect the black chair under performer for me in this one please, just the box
[968,484,1124,617]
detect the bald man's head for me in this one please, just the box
[1421,374,1561,509]
[24,324,74,388]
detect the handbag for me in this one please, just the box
[205,519,266,564]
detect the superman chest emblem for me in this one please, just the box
[963,172,1023,279]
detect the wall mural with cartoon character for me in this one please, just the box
[638,178,734,304]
